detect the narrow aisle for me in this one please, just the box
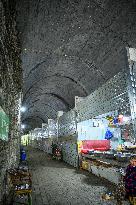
[27,147,116,205]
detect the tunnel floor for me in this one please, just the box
[26,147,117,205]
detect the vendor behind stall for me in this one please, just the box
[124,156,136,204]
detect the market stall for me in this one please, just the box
[77,110,136,184]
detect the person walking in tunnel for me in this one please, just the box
[51,142,57,156]
[51,142,62,160]
[124,156,136,204]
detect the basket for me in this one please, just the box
[82,160,89,170]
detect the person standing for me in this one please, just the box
[124,156,136,204]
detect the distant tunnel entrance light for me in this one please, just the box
[20,106,26,112]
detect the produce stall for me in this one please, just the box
[77,110,136,184]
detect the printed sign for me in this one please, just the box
[0,107,9,141]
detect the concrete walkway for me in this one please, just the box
[27,147,124,205]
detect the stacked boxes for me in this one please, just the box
[89,163,120,184]
[59,110,76,137]
[76,71,133,139]
[42,139,52,154]
[35,138,52,154]
[48,119,57,138]
[80,159,120,184]
[58,110,78,167]
[61,141,78,168]
[76,72,129,122]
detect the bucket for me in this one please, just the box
[21,151,26,161]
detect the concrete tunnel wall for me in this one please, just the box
[15,0,136,130]
[0,0,22,202]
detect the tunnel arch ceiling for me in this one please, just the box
[16,0,136,129]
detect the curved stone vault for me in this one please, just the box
[16,0,136,130]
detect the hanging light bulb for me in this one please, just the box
[20,106,26,112]
[21,124,26,129]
